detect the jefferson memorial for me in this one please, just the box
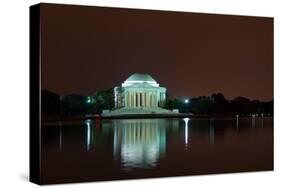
[114,73,166,108]
[102,73,179,116]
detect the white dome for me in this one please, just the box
[122,73,159,87]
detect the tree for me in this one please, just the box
[61,94,87,116]
[189,96,212,114]
[87,88,115,114]
[230,97,251,115]
[211,93,229,114]
[41,90,60,115]
[164,98,189,113]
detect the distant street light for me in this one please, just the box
[184,99,189,104]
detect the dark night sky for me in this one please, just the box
[41,4,273,101]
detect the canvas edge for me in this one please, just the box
[29,3,42,185]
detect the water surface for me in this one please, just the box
[41,117,273,184]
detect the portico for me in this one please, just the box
[124,90,162,108]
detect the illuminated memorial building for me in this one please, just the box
[103,73,178,116]
[115,73,166,108]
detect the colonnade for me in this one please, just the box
[125,91,157,108]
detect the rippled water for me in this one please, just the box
[41,117,273,184]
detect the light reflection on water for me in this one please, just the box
[55,117,270,170]
[184,118,189,147]
[75,118,189,170]
[44,117,273,183]
[70,117,266,170]
[85,119,93,151]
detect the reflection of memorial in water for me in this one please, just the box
[58,117,261,154]
[41,116,273,184]
[112,119,168,170]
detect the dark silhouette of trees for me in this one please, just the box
[189,96,212,114]
[42,88,115,116]
[211,93,229,114]
[230,97,251,114]
[41,90,60,115]
[165,93,273,116]
[87,88,115,114]
[61,94,88,116]
[41,89,273,116]
[263,100,273,114]
[250,100,262,114]
[165,98,182,110]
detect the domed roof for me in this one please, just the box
[122,73,159,87]
[125,73,156,82]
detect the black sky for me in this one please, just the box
[40,3,273,101]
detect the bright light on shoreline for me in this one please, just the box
[184,99,189,103]
[86,96,94,104]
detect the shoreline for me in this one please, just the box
[41,114,273,122]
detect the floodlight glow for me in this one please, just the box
[86,96,92,104]
[184,99,189,103]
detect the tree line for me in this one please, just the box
[165,93,273,115]
[41,89,114,116]
[42,90,273,116]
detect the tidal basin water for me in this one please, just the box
[41,117,273,184]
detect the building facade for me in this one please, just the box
[114,73,166,108]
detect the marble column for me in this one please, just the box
[135,92,137,107]
[128,92,130,107]
[128,92,131,107]
[150,93,152,107]
[142,92,145,107]
[130,92,132,107]
[146,92,148,107]
[133,92,135,107]
[151,93,153,107]
[147,92,149,107]
[130,93,133,107]
[125,92,127,107]
[148,93,150,107]
[131,92,133,107]
[145,92,148,107]
[153,93,156,107]
[139,93,141,107]
[135,92,138,107]
[150,92,152,107]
